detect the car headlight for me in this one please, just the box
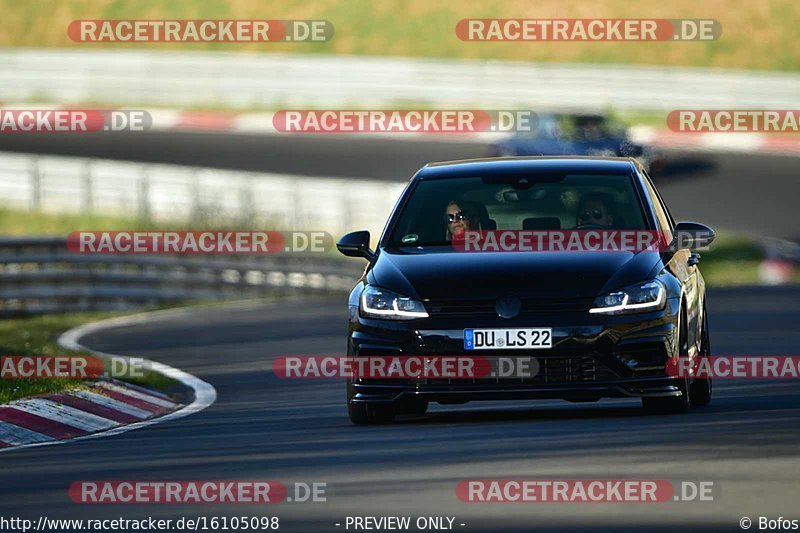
[590,280,666,314]
[360,286,429,320]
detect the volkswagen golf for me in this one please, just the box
[337,157,714,424]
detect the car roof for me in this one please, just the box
[416,156,641,180]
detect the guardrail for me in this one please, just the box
[0,237,363,316]
[2,49,799,111]
[0,151,390,316]
[0,151,406,240]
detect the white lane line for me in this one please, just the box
[94,381,177,409]
[70,390,152,419]
[0,420,54,445]
[9,399,119,432]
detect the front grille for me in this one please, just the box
[419,354,618,387]
[426,297,592,317]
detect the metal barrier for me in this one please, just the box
[0,237,363,316]
[2,49,799,111]
[0,152,407,240]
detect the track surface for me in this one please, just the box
[1,287,799,532]
[1,132,798,531]
[1,131,797,239]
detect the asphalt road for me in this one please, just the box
[1,131,797,239]
[1,286,799,532]
[1,131,798,531]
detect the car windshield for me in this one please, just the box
[387,173,647,247]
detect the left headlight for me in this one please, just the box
[590,280,666,315]
[360,286,429,320]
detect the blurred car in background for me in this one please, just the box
[489,113,663,173]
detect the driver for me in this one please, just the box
[445,200,481,240]
[576,193,615,229]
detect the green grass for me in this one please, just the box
[700,234,763,287]
[614,110,672,129]
[0,312,181,403]
[700,261,762,286]
[0,208,155,236]
[0,0,798,71]
[700,234,800,286]
[0,206,285,235]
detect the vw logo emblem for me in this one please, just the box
[495,296,521,319]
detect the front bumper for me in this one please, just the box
[348,297,682,406]
[351,377,684,405]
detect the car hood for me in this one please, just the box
[369,248,662,300]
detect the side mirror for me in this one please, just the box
[671,222,715,251]
[337,230,375,261]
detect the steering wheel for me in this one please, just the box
[574,223,608,230]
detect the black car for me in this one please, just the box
[337,157,714,424]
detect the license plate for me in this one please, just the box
[464,328,552,350]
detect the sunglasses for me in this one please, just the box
[445,211,467,224]
[580,209,606,221]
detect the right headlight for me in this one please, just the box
[590,280,666,315]
[360,286,428,320]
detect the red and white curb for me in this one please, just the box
[0,380,178,446]
[628,125,800,157]
[0,308,217,453]
[141,109,508,143]
[4,103,799,154]
[145,109,800,156]
[153,110,800,156]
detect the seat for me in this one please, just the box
[522,217,561,230]
[462,201,496,230]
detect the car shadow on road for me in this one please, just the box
[391,385,800,427]
[397,403,645,425]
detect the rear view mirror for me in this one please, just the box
[337,230,375,261]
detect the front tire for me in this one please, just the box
[346,379,395,424]
[643,307,691,415]
[348,402,395,424]
[690,305,713,406]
